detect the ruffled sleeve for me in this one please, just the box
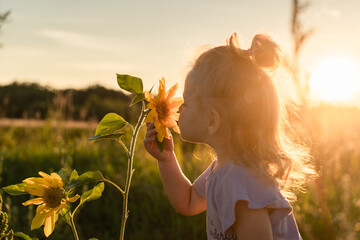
[192,160,217,198]
[210,162,292,233]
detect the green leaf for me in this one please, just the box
[2,183,27,196]
[91,113,127,139]
[155,137,165,153]
[116,74,143,94]
[69,169,79,182]
[89,133,125,142]
[67,171,105,189]
[60,206,71,226]
[58,168,70,183]
[14,232,38,240]
[148,84,154,94]
[130,93,145,106]
[80,182,105,204]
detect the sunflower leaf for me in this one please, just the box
[67,171,105,189]
[116,74,143,94]
[60,206,72,226]
[91,113,128,140]
[149,84,154,94]
[69,169,79,182]
[2,183,27,196]
[58,168,70,183]
[130,93,145,106]
[89,133,125,142]
[14,232,38,240]
[80,182,105,204]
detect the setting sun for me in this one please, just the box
[309,57,360,105]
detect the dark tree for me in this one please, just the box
[290,0,314,106]
[0,7,10,47]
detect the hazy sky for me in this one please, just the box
[1,0,360,105]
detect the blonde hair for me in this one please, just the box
[186,33,316,200]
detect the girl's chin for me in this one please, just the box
[179,134,191,143]
[180,134,201,144]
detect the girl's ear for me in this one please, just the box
[208,109,221,136]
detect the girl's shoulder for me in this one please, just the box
[207,159,294,230]
[209,159,291,209]
[209,159,263,186]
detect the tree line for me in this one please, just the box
[0,82,141,123]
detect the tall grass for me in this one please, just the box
[0,120,209,240]
[0,105,359,239]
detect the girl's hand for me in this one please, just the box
[143,122,175,162]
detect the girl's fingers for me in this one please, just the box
[144,135,156,143]
[145,128,156,138]
[145,121,156,138]
[147,121,155,129]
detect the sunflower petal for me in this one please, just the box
[169,112,180,120]
[172,125,180,133]
[147,98,156,109]
[67,194,80,203]
[166,83,179,101]
[44,212,56,237]
[38,172,58,188]
[50,173,64,189]
[168,97,184,109]
[157,78,166,101]
[154,121,166,142]
[160,117,177,128]
[164,128,171,139]
[145,91,154,101]
[23,177,48,186]
[25,184,47,196]
[156,132,164,142]
[22,197,44,206]
[144,109,155,123]
[59,199,68,209]
[154,119,164,134]
[31,205,51,230]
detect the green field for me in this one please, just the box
[0,105,360,240]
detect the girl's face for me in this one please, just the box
[178,80,209,143]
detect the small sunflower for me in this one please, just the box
[22,172,79,237]
[145,77,183,142]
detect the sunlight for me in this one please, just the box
[309,57,360,105]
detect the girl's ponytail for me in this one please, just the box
[249,34,280,69]
[227,33,280,70]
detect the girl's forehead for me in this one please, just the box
[184,71,201,95]
[182,89,193,99]
[182,86,198,102]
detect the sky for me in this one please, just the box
[1,0,360,106]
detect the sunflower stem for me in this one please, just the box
[72,202,82,218]
[104,179,125,196]
[119,101,147,240]
[118,139,130,158]
[69,214,80,240]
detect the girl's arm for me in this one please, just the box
[143,122,206,216]
[232,200,273,240]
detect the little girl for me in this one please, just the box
[144,33,315,239]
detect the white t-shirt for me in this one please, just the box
[193,159,303,240]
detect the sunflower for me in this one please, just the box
[22,172,79,237]
[145,77,183,142]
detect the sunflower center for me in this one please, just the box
[156,101,169,120]
[43,187,64,208]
